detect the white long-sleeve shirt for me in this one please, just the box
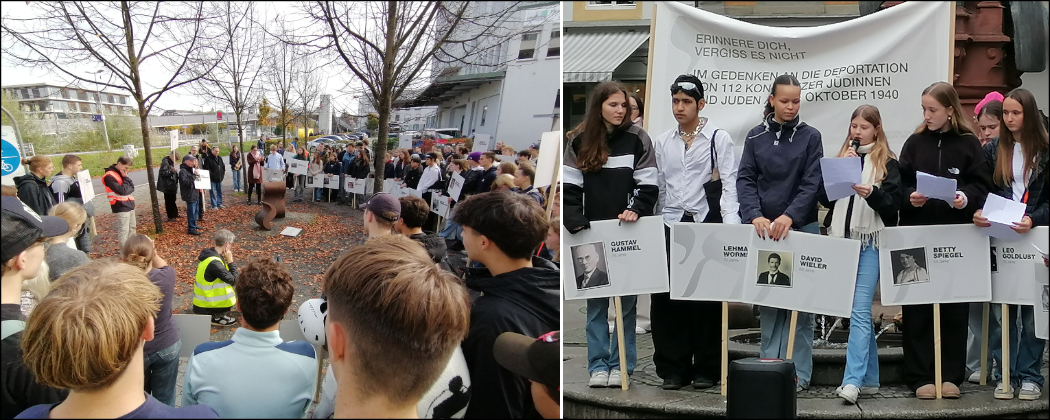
[418,164,442,192]
[654,120,742,225]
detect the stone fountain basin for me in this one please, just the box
[728,329,905,386]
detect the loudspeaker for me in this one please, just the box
[726,358,797,419]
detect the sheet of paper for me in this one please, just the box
[280,227,302,237]
[1032,241,1049,261]
[819,157,861,202]
[980,194,1027,240]
[983,221,1022,241]
[916,171,957,203]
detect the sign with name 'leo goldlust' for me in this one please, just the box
[990,227,1049,305]
[879,225,991,306]
[563,216,669,300]
[670,223,753,303]
[741,231,860,318]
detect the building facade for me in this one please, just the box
[2,83,136,136]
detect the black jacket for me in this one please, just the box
[404,166,422,189]
[408,232,447,264]
[158,156,179,194]
[14,173,54,216]
[392,161,406,179]
[323,161,341,176]
[103,164,135,213]
[898,129,992,226]
[383,161,396,179]
[2,304,69,418]
[564,123,659,233]
[462,257,560,419]
[178,163,200,202]
[820,157,903,228]
[476,166,498,194]
[202,153,226,182]
[983,138,1049,226]
[461,168,482,197]
[350,157,370,180]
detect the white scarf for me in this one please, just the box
[829,143,885,247]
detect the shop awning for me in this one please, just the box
[564,31,650,83]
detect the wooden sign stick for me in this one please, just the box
[613,296,629,390]
[980,302,989,385]
[786,310,799,360]
[721,301,729,396]
[934,303,943,399]
[1002,304,1011,394]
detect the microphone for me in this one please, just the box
[851,138,861,153]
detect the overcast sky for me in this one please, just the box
[1,2,372,116]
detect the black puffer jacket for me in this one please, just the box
[158,156,179,194]
[202,153,226,183]
[178,163,200,202]
[14,173,54,216]
[408,232,447,263]
[898,128,992,226]
[983,138,1049,226]
[462,257,560,419]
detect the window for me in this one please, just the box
[480,106,488,126]
[79,102,90,113]
[60,89,70,99]
[517,32,539,60]
[66,101,77,112]
[108,94,115,104]
[395,114,400,122]
[21,88,29,99]
[587,1,636,8]
[32,88,41,98]
[547,30,561,57]
[120,96,126,105]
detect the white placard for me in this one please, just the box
[990,227,1049,305]
[879,225,992,306]
[647,1,951,158]
[75,169,95,202]
[399,133,413,150]
[396,187,412,198]
[430,194,451,218]
[1034,272,1049,340]
[364,177,374,195]
[264,168,284,183]
[194,169,211,190]
[287,158,308,175]
[563,217,669,300]
[670,223,753,302]
[383,179,401,195]
[325,175,339,190]
[534,131,559,188]
[169,130,179,151]
[471,134,491,153]
[447,173,465,201]
[741,231,860,318]
[308,174,325,188]
[345,178,365,194]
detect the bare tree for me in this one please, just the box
[187,1,265,192]
[2,1,224,234]
[292,57,323,142]
[266,21,300,149]
[297,1,530,193]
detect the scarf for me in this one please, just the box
[829,143,885,247]
[250,150,263,179]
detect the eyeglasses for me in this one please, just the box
[670,81,701,95]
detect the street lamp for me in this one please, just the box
[87,69,112,152]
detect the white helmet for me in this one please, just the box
[297,298,327,347]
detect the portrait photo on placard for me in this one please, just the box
[990,246,998,273]
[571,241,610,291]
[1042,285,1049,312]
[755,250,792,288]
[891,247,930,285]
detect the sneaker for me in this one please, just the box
[188,230,202,236]
[796,385,807,393]
[968,371,981,384]
[588,371,609,388]
[916,384,936,399]
[608,369,626,387]
[837,384,860,404]
[635,326,647,334]
[994,382,1014,400]
[210,315,236,326]
[1018,382,1041,401]
[860,386,880,395]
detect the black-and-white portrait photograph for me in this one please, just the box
[990,246,998,273]
[755,250,792,288]
[891,247,930,285]
[571,242,610,290]
[1042,285,1049,312]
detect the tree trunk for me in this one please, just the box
[137,102,163,234]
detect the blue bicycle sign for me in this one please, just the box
[1,139,21,177]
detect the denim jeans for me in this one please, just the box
[314,186,324,201]
[439,209,463,241]
[842,241,880,388]
[294,175,306,200]
[231,169,241,192]
[966,302,997,375]
[989,304,1046,387]
[186,200,199,232]
[586,295,637,375]
[209,182,223,208]
[144,339,182,406]
[758,221,818,388]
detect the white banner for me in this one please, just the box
[345,178,365,194]
[169,130,179,152]
[194,169,211,190]
[649,1,951,158]
[741,231,860,318]
[308,174,325,188]
[471,134,491,153]
[325,175,339,190]
[447,173,465,201]
[990,227,1049,305]
[563,217,669,300]
[287,158,308,175]
[534,131,559,188]
[670,223,752,302]
[430,194,450,218]
[879,226,992,306]
[75,170,95,202]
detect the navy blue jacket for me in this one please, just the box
[982,138,1049,226]
[737,118,824,228]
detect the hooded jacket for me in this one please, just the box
[202,153,226,183]
[103,164,135,213]
[158,156,179,194]
[461,166,482,197]
[178,162,201,203]
[191,247,238,314]
[476,165,498,194]
[563,123,659,233]
[983,138,1049,226]
[898,128,991,226]
[50,173,95,219]
[404,165,423,189]
[462,257,560,419]
[14,173,54,217]
[737,115,824,228]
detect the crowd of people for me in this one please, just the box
[564,77,1048,404]
[2,127,561,418]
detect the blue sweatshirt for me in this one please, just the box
[736,116,824,228]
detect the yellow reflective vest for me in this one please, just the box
[193,256,236,309]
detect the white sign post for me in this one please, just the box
[670,224,753,303]
[308,174,325,188]
[264,168,284,183]
[75,170,95,202]
[990,227,1050,305]
[533,131,560,188]
[194,169,211,190]
[879,225,992,306]
[383,179,401,195]
[430,194,450,218]
[563,216,669,300]
[169,130,179,151]
[287,158,308,175]
[447,173,465,202]
[345,178,365,194]
[399,133,413,150]
[471,134,491,153]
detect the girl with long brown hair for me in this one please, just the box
[563,81,658,388]
[972,87,1048,400]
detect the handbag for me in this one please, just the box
[702,129,723,223]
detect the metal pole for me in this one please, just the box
[92,71,112,152]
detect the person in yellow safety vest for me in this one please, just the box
[103,156,136,249]
[193,229,239,326]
